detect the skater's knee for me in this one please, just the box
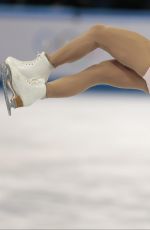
[89,24,106,33]
[88,24,108,42]
[87,60,114,71]
[98,60,116,69]
[88,24,108,47]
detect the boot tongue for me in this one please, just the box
[41,52,55,69]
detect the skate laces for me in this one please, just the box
[36,52,42,61]
[27,78,45,86]
[25,52,43,66]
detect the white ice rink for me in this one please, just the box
[0,93,150,229]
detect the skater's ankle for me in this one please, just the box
[45,53,57,68]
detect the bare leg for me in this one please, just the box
[48,27,98,67]
[47,24,150,76]
[46,60,148,98]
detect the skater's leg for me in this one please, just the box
[95,25,150,76]
[48,26,99,67]
[46,60,148,98]
[48,24,150,76]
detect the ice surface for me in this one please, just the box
[0,94,150,229]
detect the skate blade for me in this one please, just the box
[0,63,16,116]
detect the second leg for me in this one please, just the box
[46,60,148,98]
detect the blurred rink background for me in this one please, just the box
[1,0,150,229]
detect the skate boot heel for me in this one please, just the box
[1,57,47,115]
[11,96,23,108]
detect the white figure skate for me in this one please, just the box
[5,52,54,82]
[0,62,46,116]
[0,52,53,116]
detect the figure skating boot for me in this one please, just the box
[5,52,54,82]
[0,63,46,116]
